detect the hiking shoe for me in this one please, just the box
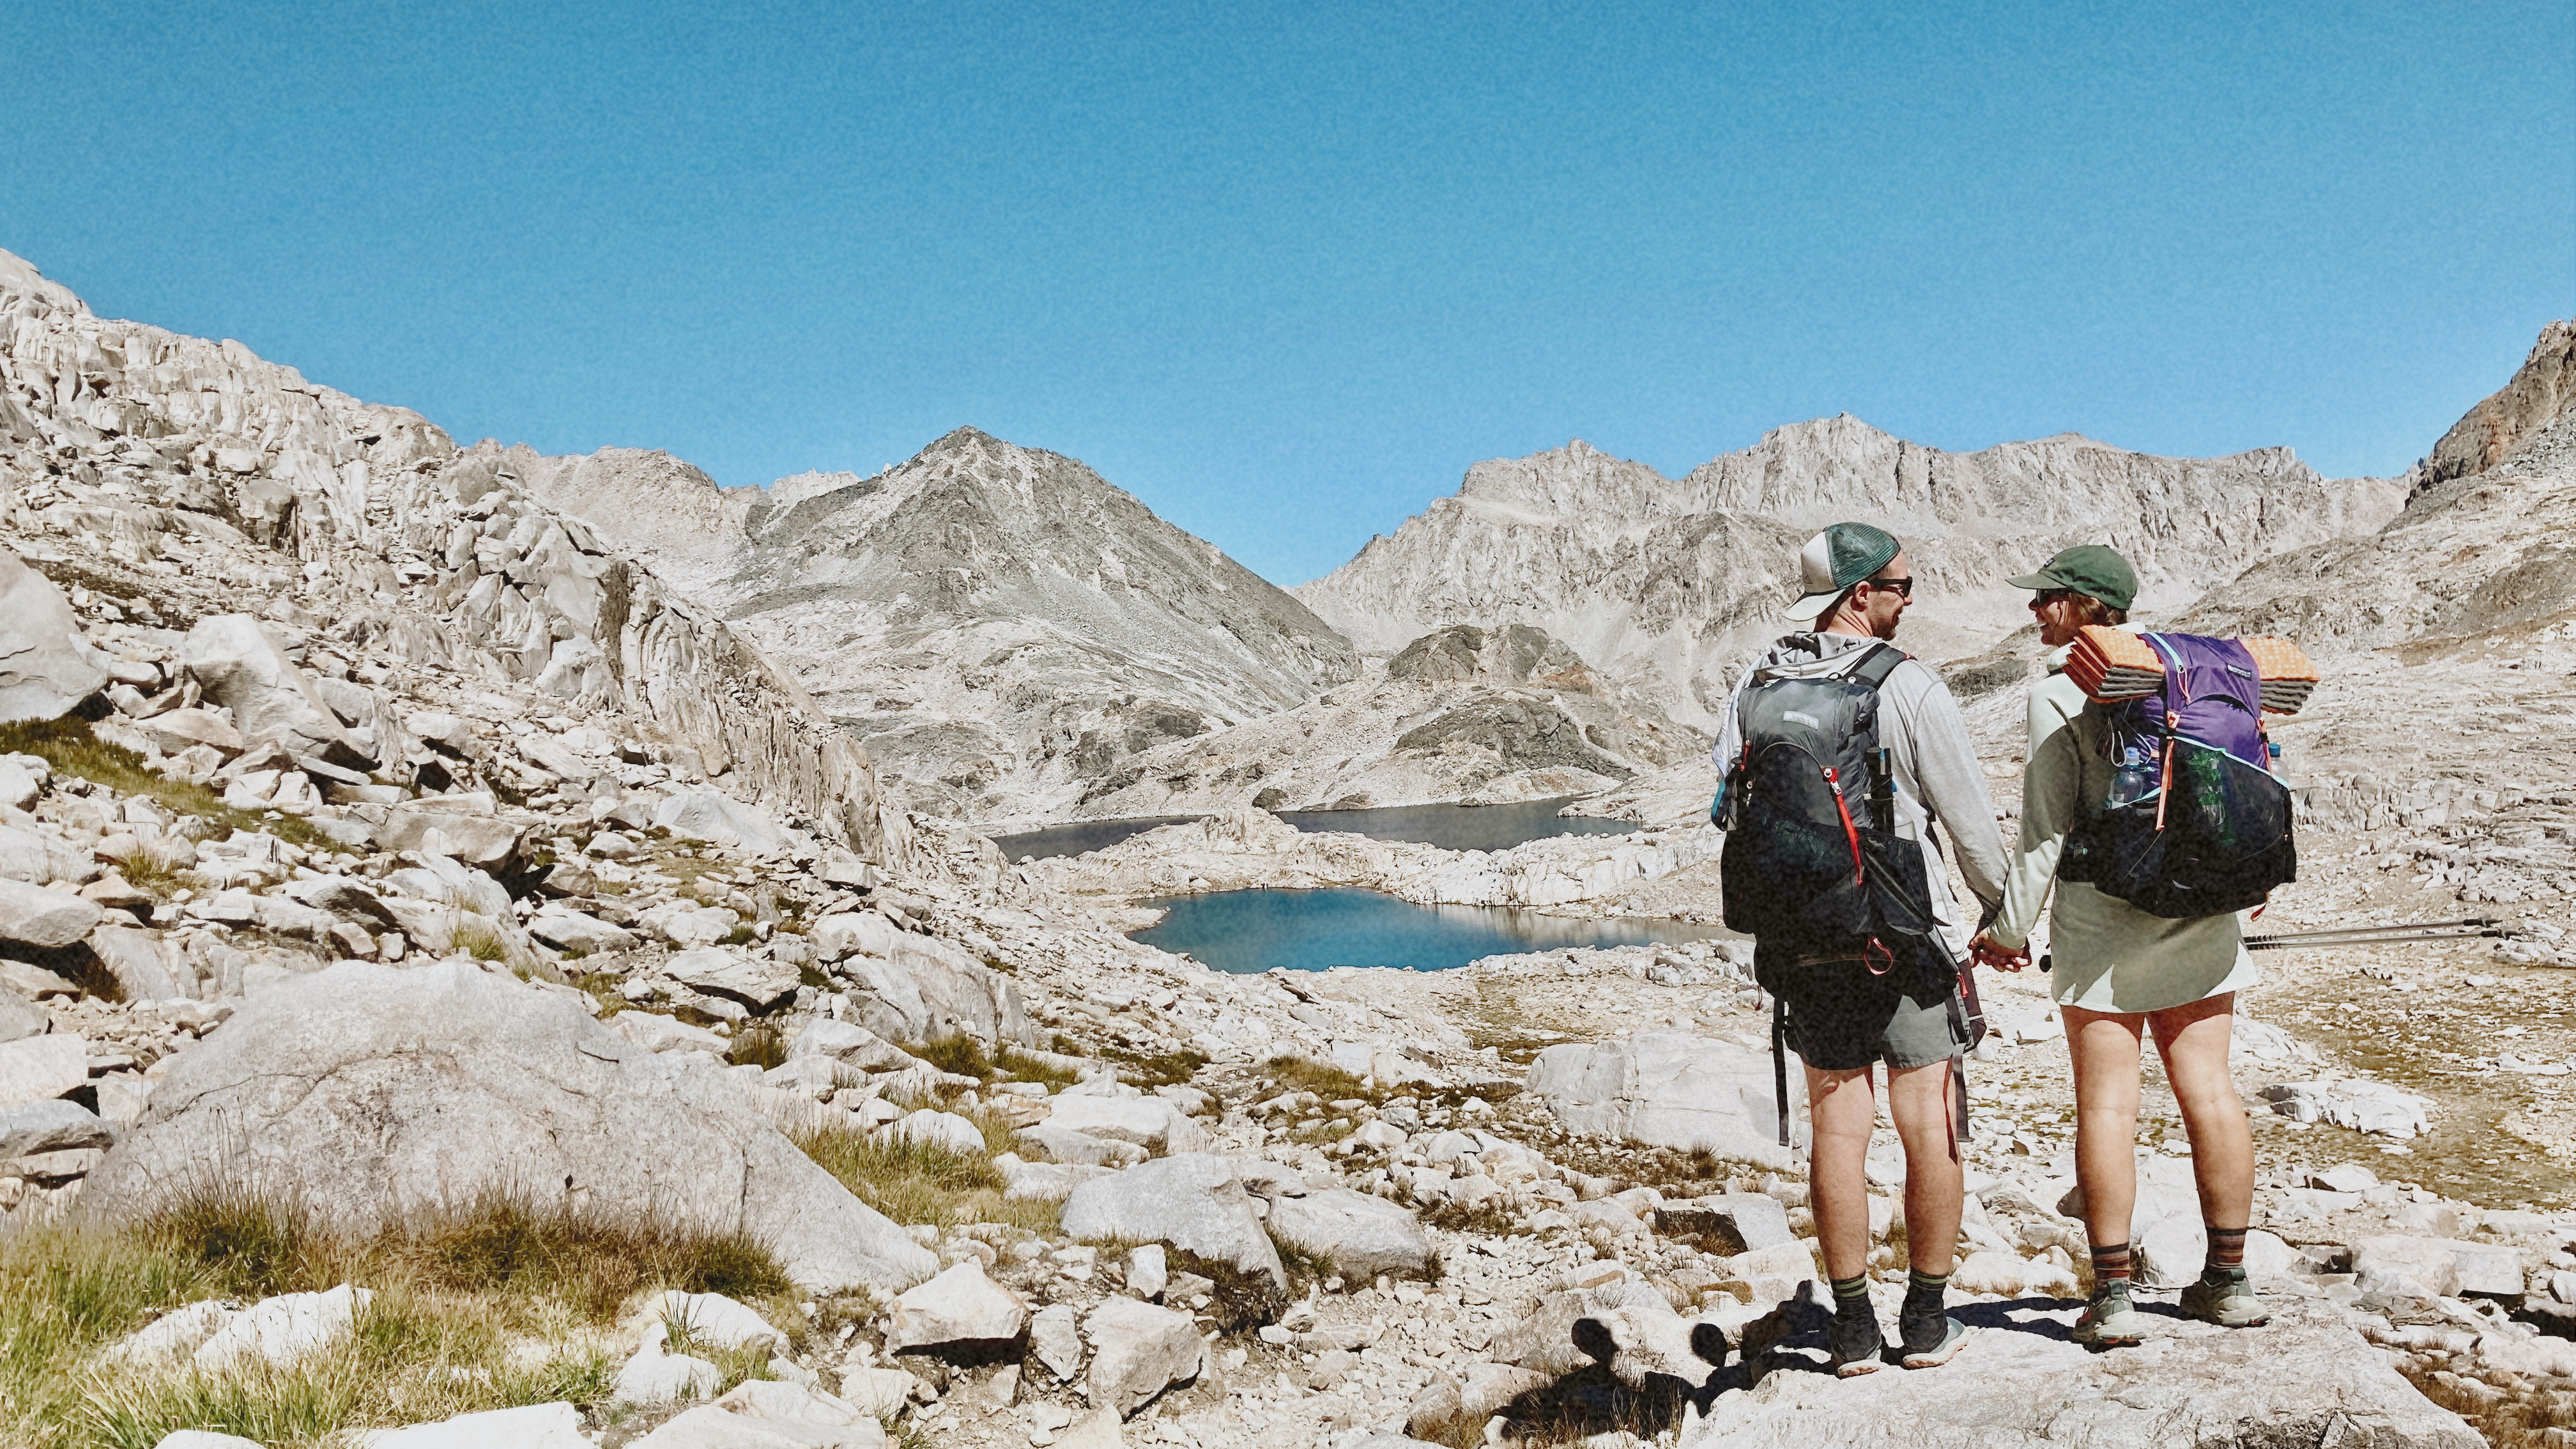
[2071,1293,2145,1348]
[2180,1275,2271,1328]
[1828,1310,1888,1377]
[1897,1308,1967,1368]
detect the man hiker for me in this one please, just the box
[1710,522,2011,1374]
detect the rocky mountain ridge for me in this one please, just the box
[1296,420,2411,730]
[1058,623,1708,823]
[521,431,1358,825]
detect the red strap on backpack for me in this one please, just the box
[1824,765,1897,976]
[1823,766,1865,889]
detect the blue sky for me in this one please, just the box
[4,1,2569,585]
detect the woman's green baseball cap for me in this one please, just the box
[2007,544,2138,611]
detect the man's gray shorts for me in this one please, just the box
[1778,949,1966,1073]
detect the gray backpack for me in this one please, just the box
[1717,642,1935,965]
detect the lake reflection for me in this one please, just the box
[1130,887,1731,974]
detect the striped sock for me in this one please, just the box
[2204,1226,2249,1284]
[1830,1273,1872,1320]
[2090,1241,2133,1301]
[1903,1268,1951,1316]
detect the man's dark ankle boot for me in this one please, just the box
[1828,1305,1887,1377]
[1827,1274,1886,1377]
[1898,1270,1966,1368]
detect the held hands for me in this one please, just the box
[1969,930,2031,972]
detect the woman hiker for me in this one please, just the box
[1968,544,2269,1347]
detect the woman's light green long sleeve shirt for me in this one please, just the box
[1989,661,2257,1013]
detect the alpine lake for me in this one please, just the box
[994,798,1732,974]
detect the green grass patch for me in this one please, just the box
[405,1191,791,1318]
[0,717,329,851]
[1,1181,790,1449]
[72,1287,623,1449]
[126,1181,792,1319]
[791,1117,1058,1237]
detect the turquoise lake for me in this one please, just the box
[1129,887,1731,973]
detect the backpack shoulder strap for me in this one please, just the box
[1846,641,1908,692]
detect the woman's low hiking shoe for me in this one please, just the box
[1898,1309,1967,1368]
[2181,1273,2271,1328]
[2072,1292,2145,1347]
[1828,1311,1888,1376]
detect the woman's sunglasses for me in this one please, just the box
[2028,588,2076,609]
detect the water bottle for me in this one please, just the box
[2267,739,2285,781]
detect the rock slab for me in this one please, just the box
[884,1260,1027,1351]
[633,1378,886,1448]
[1264,1188,1436,1276]
[1694,1303,2479,1448]
[82,960,935,1294]
[0,876,104,950]
[1083,1296,1205,1420]
[365,1402,589,1448]
[0,547,109,723]
[1061,1153,1287,1289]
[0,1031,85,1109]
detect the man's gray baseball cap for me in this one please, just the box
[1784,522,1901,622]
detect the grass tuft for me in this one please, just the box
[450,916,510,963]
[574,972,628,1018]
[1105,1045,1208,1088]
[407,1190,791,1317]
[994,1047,1077,1089]
[1260,1054,1378,1103]
[134,1182,348,1302]
[1167,1247,1293,1334]
[1265,1233,1339,1291]
[1422,1197,1528,1237]
[910,1035,992,1081]
[727,1025,788,1071]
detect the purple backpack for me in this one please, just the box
[2057,633,2298,917]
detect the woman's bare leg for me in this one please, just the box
[2062,1004,2147,1249]
[2147,992,2253,1231]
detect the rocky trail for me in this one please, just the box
[1,243,2573,1449]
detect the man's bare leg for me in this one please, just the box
[1887,1057,1967,1365]
[1804,1062,1889,1374]
[1805,1063,1880,1280]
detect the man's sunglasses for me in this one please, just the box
[1865,576,1914,597]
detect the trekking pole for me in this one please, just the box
[2241,917,2512,951]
